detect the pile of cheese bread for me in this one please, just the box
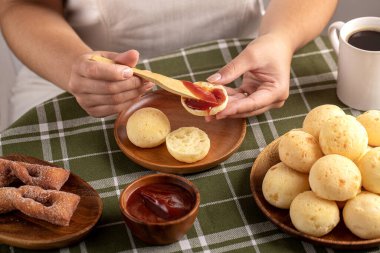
[262,105,380,239]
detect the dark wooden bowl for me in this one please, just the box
[119,173,200,245]
[250,138,380,250]
[114,90,246,174]
[0,155,103,250]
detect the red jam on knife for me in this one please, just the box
[181,81,226,111]
[127,183,194,223]
[182,81,218,104]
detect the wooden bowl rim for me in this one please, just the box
[250,137,380,250]
[119,173,200,226]
[114,90,246,174]
[0,154,103,250]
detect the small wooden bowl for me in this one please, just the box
[119,173,200,245]
[250,137,380,250]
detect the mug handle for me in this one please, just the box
[328,21,345,54]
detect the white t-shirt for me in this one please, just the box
[10,0,264,122]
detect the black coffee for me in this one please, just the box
[348,30,380,51]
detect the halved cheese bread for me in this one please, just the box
[166,127,210,163]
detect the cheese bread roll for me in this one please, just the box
[343,192,380,239]
[279,129,323,173]
[353,146,372,165]
[357,110,380,147]
[126,107,171,148]
[319,115,368,160]
[290,191,339,237]
[302,104,345,139]
[262,162,310,209]
[309,154,361,201]
[358,147,380,194]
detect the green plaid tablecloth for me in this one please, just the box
[0,37,373,253]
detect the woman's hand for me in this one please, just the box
[206,34,294,120]
[67,49,154,117]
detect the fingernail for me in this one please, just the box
[207,73,222,83]
[122,67,133,78]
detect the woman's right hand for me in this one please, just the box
[67,49,154,117]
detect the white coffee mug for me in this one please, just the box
[328,17,380,111]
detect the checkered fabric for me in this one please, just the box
[0,37,371,253]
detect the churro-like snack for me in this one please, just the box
[0,187,18,213]
[0,186,80,226]
[0,158,70,190]
[0,159,17,187]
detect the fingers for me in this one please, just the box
[84,97,141,118]
[76,56,132,81]
[220,101,285,119]
[76,83,153,108]
[214,88,287,120]
[69,75,146,95]
[75,49,140,81]
[76,82,154,118]
[113,50,140,67]
[207,47,254,85]
[68,50,158,118]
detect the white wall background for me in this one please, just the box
[262,0,380,34]
[323,0,380,34]
[1,0,380,130]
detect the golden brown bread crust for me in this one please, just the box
[0,158,70,190]
[126,107,171,148]
[0,185,80,226]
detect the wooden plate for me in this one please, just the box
[114,90,246,174]
[250,138,380,250]
[0,155,103,250]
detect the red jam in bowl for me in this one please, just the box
[127,183,194,222]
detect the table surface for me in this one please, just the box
[0,36,374,253]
